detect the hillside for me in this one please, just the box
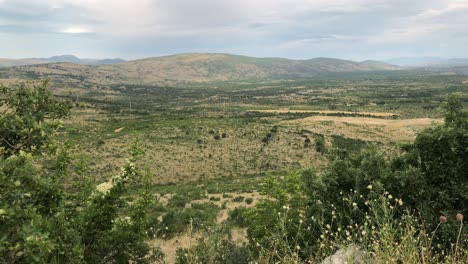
[1,53,399,85]
[110,53,399,82]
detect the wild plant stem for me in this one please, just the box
[428,221,442,250]
[455,221,463,263]
[424,220,442,261]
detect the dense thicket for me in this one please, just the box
[0,82,162,263]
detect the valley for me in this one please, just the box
[1,54,466,263]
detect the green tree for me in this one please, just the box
[391,94,467,248]
[0,80,71,156]
[0,82,161,263]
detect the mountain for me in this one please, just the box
[359,60,399,70]
[36,55,82,63]
[387,57,468,67]
[104,53,399,83]
[0,55,125,67]
[2,53,399,84]
[32,55,126,65]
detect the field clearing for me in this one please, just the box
[285,116,443,142]
[248,109,399,117]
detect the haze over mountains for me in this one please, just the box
[2,53,468,85]
[0,55,125,68]
[386,57,468,67]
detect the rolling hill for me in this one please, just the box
[111,54,399,82]
[1,53,399,84]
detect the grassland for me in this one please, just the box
[1,67,467,262]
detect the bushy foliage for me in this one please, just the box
[0,82,162,263]
[388,94,468,248]
[176,226,251,264]
[246,95,467,262]
[158,202,220,239]
[0,80,71,156]
[228,206,249,227]
[246,172,310,259]
[313,133,326,154]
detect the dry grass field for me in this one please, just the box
[285,116,442,142]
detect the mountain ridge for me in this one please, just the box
[2,53,400,84]
[110,53,399,83]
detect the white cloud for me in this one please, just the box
[1,0,468,59]
[62,26,93,34]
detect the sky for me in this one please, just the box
[0,0,467,60]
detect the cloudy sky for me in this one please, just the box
[1,0,467,60]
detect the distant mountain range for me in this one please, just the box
[0,55,125,67]
[0,53,402,84]
[111,54,400,82]
[3,54,468,70]
[386,57,468,67]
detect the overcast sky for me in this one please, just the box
[1,0,467,60]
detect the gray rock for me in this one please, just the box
[321,244,370,264]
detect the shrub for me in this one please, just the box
[176,226,250,264]
[168,194,191,208]
[331,135,367,154]
[313,134,326,154]
[228,207,250,227]
[0,82,161,263]
[158,202,220,239]
[232,196,244,203]
[0,80,72,156]
[210,196,221,201]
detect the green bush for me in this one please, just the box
[0,80,72,156]
[313,134,326,154]
[228,207,250,227]
[232,196,244,203]
[168,194,191,208]
[158,202,220,239]
[0,82,162,263]
[210,196,221,201]
[176,226,250,264]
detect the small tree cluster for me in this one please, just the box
[0,82,162,263]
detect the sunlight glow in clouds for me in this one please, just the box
[62,26,93,34]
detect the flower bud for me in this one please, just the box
[456,213,464,222]
[439,216,447,223]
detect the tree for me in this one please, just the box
[0,80,71,156]
[0,82,161,263]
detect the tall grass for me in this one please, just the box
[252,191,466,263]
